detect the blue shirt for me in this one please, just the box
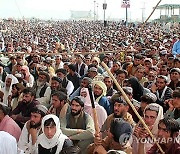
[172,40,180,56]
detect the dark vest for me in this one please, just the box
[75,63,86,76]
[39,83,49,97]
[66,112,87,130]
[62,78,69,89]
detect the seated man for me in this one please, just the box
[56,68,74,96]
[87,118,133,154]
[32,114,73,154]
[33,71,51,106]
[147,118,180,154]
[93,80,110,115]
[48,91,70,119]
[101,97,135,138]
[8,83,25,110]
[69,77,92,101]
[11,87,39,128]
[18,105,48,153]
[61,96,95,154]
[0,103,21,141]
[132,103,163,154]
[104,76,117,99]
[164,87,180,125]
[50,76,63,95]
[151,75,173,112]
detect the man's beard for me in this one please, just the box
[5,86,10,91]
[94,93,101,99]
[71,109,82,116]
[22,99,31,104]
[30,121,41,129]
[37,80,45,87]
[12,93,19,99]
[114,112,124,118]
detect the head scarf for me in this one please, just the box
[2,74,18,105]
[92,57,100,66]
[37,114,68,154]
[80,88,91,107]
[21,65,30,81]
[80,87,107,129]
[144,103,164,135]
[93,81,107,103]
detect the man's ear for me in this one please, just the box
[31,95,35,100]
[126,105,129,111]
[173,131,179,138]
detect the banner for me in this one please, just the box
[121,0,130,8]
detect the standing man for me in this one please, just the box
[61,96,95,154]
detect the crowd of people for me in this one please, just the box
[0,19,180,154]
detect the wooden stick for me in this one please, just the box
[101,61,164,154]
[88,86,100,133]
[0,50,138,56]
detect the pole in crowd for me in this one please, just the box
[88,85,105,153]
[121,0,130,26]
[103,1,107,27]
[100,61,165,154]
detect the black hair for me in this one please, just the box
[44,118,56,127]
[52,91,67,103]
[140,95,154,104]
[116,69,128,77]
[23,87,36,97]
[172,87,180,98]
[71,96,84,107]
[158,118,180,137]
[56,68,67,76]
[38,71,50,82]
[112,97,128,106]
[68,64,76,72]
[51,76,62,83]
[31,107,46,117]
[0,104,10,115]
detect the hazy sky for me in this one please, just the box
[0,0,179,21]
